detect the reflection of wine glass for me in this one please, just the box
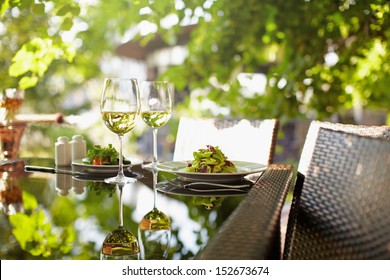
[100,78,140,185]
[101,183,140,260]
[140,81,172,168]
[138,169,171,259]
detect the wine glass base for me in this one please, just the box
[141,162,158,170]
[104,176,137,185]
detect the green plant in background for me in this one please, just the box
[0,0,77,90]
[158,0,390,121]
[1,0,389,124]
[9,192,75,258]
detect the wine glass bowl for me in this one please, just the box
[140,81,172,168]
[137,168,171,259]
[100,78,140,185]
[101,226,140,260]
[141,110,171,129]
[138,208,171,260]
[101,111,138,135]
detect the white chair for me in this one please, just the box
[173,117,279,165]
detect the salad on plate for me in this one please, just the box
[184,145,237,173]
[82,144,131,165]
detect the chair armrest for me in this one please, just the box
[196,165,295,259]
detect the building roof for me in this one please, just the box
[115,24,196,60]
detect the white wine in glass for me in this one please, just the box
[100,78,140,185]
[140,81,172,168]
[101,183,140,260]
[138,169,171,260]
[138,209,171,260]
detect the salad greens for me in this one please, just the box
[83,144,131,165]
[184,145,237,173]
[192,196,225,210]
[87,181,117,197]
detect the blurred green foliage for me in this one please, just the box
[1,0,389,122]
[160,0,390,121]
[9,192,75,258]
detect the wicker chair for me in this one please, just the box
[298,120,390,176]
[173,117,279,165]
[284,124,390,259]
[196,165,294,260]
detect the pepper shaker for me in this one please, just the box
[70,135,86,162]
[55,136,71,166]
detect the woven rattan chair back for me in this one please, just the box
[173,117,279,165]
[298,120,390,176]
[284,127,390,259]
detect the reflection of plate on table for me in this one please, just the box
[156,161,267,183]
[72,171,143,182]
[72,158,142,174]
[156,180,250,197]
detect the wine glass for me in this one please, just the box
[138,168,171,259]
[140,81,172,169]
[101,183,140,260]
[100,78,140,185]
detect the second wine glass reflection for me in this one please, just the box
[138,168,171,260]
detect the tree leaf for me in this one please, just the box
[18,76,38,89]
[32,3,45,15]
[9,213,35,248]
[18,0,33,10]
[22,192,38,211]
[57,4,71,16]
[0,0,10,16]
[61,16,73,31]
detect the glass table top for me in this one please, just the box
[0,158,246,260]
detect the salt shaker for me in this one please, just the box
[55,173,72,196]
[55,136,71,166]
[70,135,86,161]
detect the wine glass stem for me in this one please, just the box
[152,128,158,165]
[152,168,158,210]
[118,185,124,227]
[118,134,124,177]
